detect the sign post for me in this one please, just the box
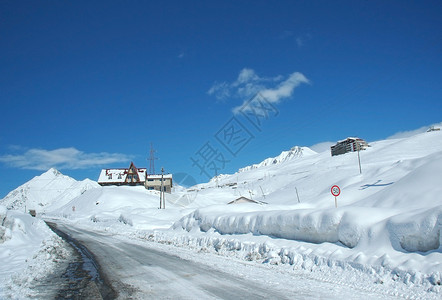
[331,185,341,208]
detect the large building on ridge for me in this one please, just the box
[331,137,368,156]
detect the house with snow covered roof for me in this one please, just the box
[98,162,173,193]
[330,137,368,156]
[144,174,173,193]
[227,196,267,205]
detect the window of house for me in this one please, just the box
[108,174,112,180]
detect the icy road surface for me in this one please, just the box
[53,222,401,300]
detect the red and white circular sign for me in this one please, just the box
[331,185,341,197]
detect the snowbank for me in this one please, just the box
[0,206,70,298]
[174,205,441,253]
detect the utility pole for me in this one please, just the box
[161,167,165,209]
[148,143,157,175]
[357,143,362,174]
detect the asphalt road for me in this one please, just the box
[49,222,400,300]
[52,223,301,299]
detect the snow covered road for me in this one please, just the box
[52,222,401,300]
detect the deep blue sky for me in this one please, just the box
[1,1,441,197]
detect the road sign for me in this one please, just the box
[331,185,340,208]
[331,185,340,197]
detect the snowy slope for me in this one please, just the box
[166,129,442,291]
[238,146,317,172]
[0,168,99,213]
[3,124,441,298]
[50,185,188,230]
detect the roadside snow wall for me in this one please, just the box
[173,205,442,252]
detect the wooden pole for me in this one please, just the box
[295,187,300,203]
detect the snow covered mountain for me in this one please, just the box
[2,125,441,298]
[238,146,316,172]
[0,168,99,213]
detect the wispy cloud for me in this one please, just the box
[309,141,335,153]
[295,33,312,48]
[277,30,294,40]
[0,147,132,171]
[386,122,442,139]
[208,68,309,114]
[296,37,304,48]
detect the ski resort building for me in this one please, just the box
[98,162,173,193]
[331,137,368,156]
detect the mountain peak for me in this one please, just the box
[239,146,317,173]
[0,169,99,212]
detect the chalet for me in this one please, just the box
[98,162,146,186]
[227,196,267,205]
[331,137,368,156]
[98,162,173,193]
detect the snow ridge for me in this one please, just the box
[0,168,99,213]
[238,146,316,173]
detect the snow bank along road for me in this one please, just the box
[51,222,401,300]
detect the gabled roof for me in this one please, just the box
[98,162,147,184]
[227,196,267,205]
[97,162,173,184]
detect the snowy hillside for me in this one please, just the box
[51,185,187,230]
[0,168,99,213]
[2,124,441,298]
[165,129,442,292]
[238,146,316,172]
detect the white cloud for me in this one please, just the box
[234,68,260,86]
[309,141,335,153]
[208,68,309,113]
[0,147,132,171]
[386,122,442,140]
[232,72,310,115]
[207,81,231,100]
[260,72,309,103]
